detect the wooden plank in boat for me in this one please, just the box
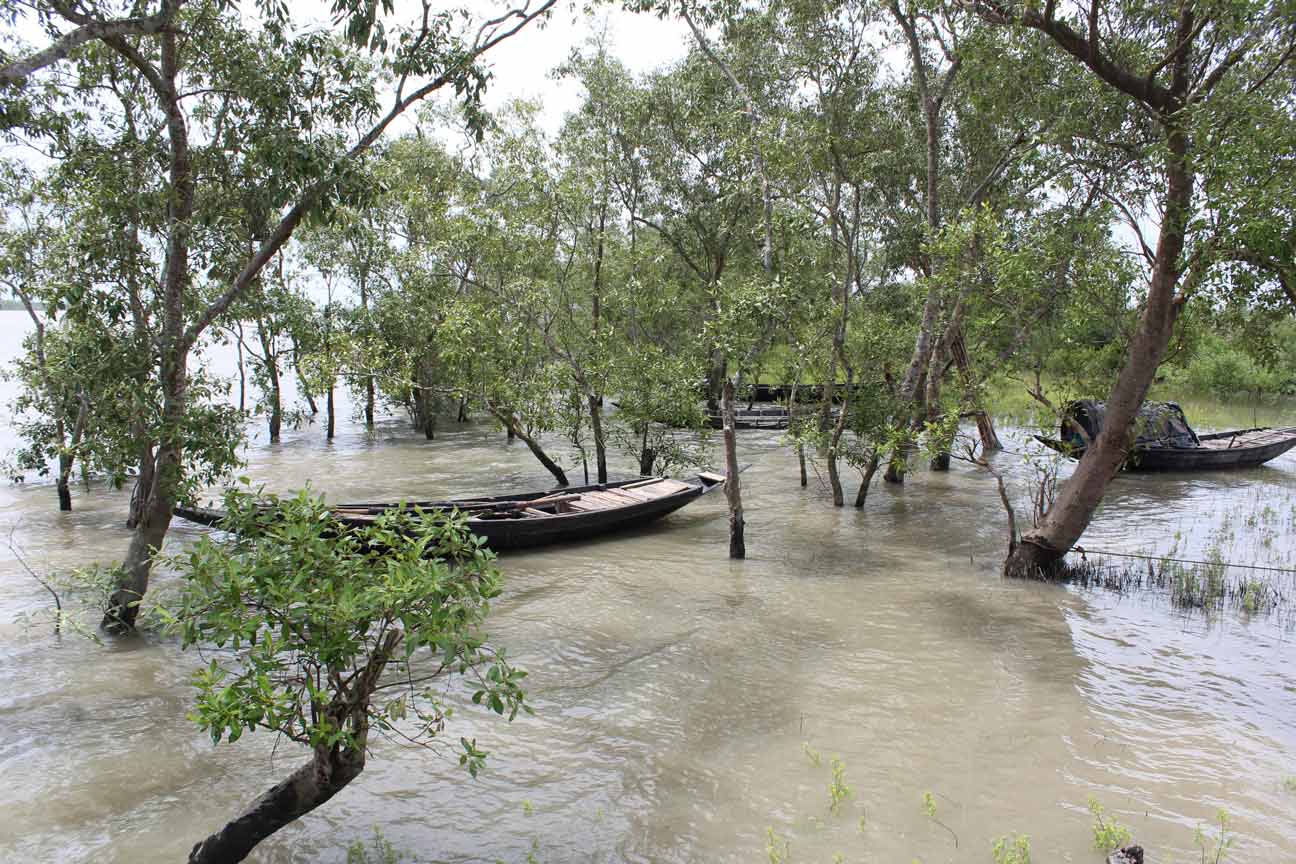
[605,487,655,502]
[623,477,665,489]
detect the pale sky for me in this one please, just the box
[477,4,691,130]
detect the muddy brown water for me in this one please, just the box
[1,310,1294,862]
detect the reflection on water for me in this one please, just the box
[0,309,1294,862]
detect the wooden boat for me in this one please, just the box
[174,474,726,550]
[1036,426,1296,471]
[705,405,792,430]
[1034,401,1296,472]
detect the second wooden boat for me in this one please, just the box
[175,474,726,550]
[1036,426,1296,471]
[1033,400,1296,471]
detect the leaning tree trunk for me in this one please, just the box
[188,629,401,864]
[949,326,1002,451]
[853,451,881,508]
[722,379,745,559]
[492,410,568,487]
[188,744,364,864]
[293,339,318,417]
[1005,124,1191,579]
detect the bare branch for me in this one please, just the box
[0,3,180,87]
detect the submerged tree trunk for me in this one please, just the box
[325,385,335,441]
[949,327,1001,451]
[926,335,951,471]
[56,473,72,512]
[722,379,745,559]
[293,338,318,417]
[108,358,187,631]
[1005,128,1192,579]
[189,745,364,864]
[588,394,607,484]
[259,322,282,443]
[104,25,192,633]
[637,424,655,476]
[705,350,727,414]
[359,280,375,431]
[187,629,401,864]
[492,409,568,487]
[235,321,247,414]
[853,452,881,508]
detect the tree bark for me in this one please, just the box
[949,326,1002,450]
[235,322,247,414]
[359,277,375,430]
[187,628,401,864]
[637,423,655,476]
[57,474,72,512]
[1005,135,1191,577]
[853,452,881,508]
[722,379,745,559]
[492,409,568,487]
[326,385,335,441]
[926,334,951,471]
[258,320,282,443]
[588,394,607,484]
[105,24,191,632]
[188,746,364,864]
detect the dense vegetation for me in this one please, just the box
[1,0,1293,857]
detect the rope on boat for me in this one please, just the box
[1070,546,1296,577]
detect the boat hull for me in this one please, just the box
[175,475,724,551]
[1034,427,1296,472]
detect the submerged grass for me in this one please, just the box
[1062,481,1296,624]
[1063,554,1289,619]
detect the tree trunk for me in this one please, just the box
[588,394,607,484]
[56,474,72,512]
[268,369,281,443]
[295,343,318,417]
[188,627,401,864]
[798,443,808,488]
[235,322,247,414]
[127,446,156,530]
[949,326,1002,451]
[325,385,335,441]
[638,424,655,476]
[722,379,745,559]
[261,323,282,443]
[360,280,375,430]
[1004,121,1191,578]
[106,24,191,633]
[926,336,951,471]
[705,350,726,414]
[853,452,881,508]
[493,410,568,487]
[188,746,365,864]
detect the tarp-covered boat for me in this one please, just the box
[174,474,725,550]
[1034,400,1296,471]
